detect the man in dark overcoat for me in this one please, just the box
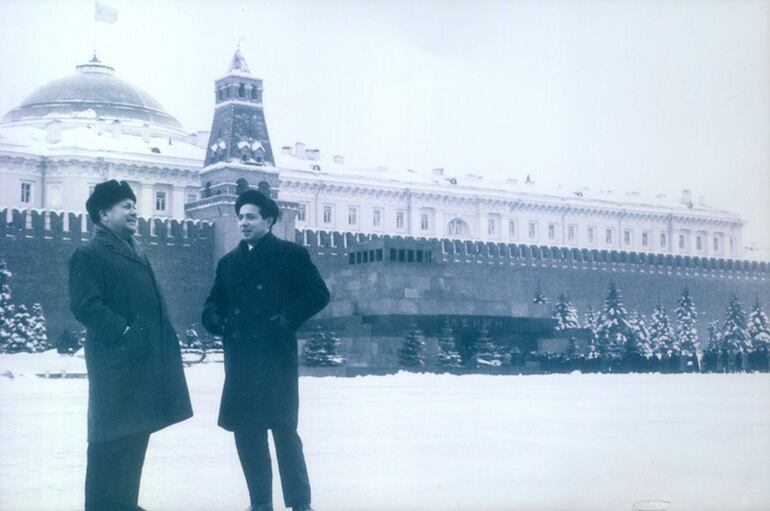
[202,190,329,511]
[69,180,193,511]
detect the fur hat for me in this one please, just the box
[234,189,280,225]
[86,180,137,224]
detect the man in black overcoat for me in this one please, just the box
[69,180,193,511]
[202,190,329,511]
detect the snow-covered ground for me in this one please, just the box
[0,353,768,511]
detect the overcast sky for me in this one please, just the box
[0,0,768,258]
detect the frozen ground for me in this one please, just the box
[0,353,768,511]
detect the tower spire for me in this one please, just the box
[229,46,250,74]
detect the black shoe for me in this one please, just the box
[246,504,273,511]
[292,505,314,511]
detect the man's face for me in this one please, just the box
[100,199,137,236]
[238,203,272,242]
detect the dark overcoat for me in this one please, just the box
[201,233,330,431]
[69,227,193,443]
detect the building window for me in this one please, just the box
[713,236,720,252]
[696,235,703,251]
[373,209,382,228]
[420,213,429,231]
[567,224,577,243]
[605,228,613,245]
[641,231,650,247]
[238,84,245,98]
[323,205,333,224]
[623,229,631,246]
[155,191,167,211]
[587,226,596,244]
[186,193,197,204]
[20,182,32,203]
[488,218,497,236]
[660,233,667,249]
[347,206,358,226]
[297,203,307,222]
[729,237,735,254]
[547,223,556,241]
[508,220,517,239]
[528,221,537,240]
[678,234,686,250]
[396,211,405,229]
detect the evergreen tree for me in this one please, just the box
[3,305,36,353]
[706,320,722,353]
[0,259,15,350]
[29,303,49,352]
[675,288,700,357]
[553,292,580,330]
[184,327,203,350]
[649,301,675,357]
[302,325,345,367]
[722,295,750,353]
[747,298,770,351]
[56,330,82,355]
[398,326,425,368]
[472,322,502,367]
[627,312,654,358]
[595,282,632,360]
[436,320,463,368]
[532,285,549,304]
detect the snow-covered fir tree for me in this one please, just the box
[0,259,15,350]
[56,330,82,355]
[472,323,502,367]
[185,327,203,349]
[595,282,632,359]
[706,320,722,353]
[398,326,425,368]
[553,292,580,330]
[532,285,549,304]
[674,287,700,357]
[29,303,49,352]
[627,312,654,359]
[436,320,463,368]
[649,301,675,357]
[747,298,770,352]
[3,305,36,353]
[721,295,750,353]
[302,325,345,367]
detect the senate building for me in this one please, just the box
[0,50,745,260]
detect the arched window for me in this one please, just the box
[251,88,259,100]
[238,84,245,98]
[448,218,470,237]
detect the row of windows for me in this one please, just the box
[18,182,198,213]
[216,84,260,102]
[295,201,735,254]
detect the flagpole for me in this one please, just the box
[92,0,97,60]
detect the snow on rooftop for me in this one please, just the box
[0,124,205,164]
[275,148,738,219]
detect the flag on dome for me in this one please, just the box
[95,1,118,23]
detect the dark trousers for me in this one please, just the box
[85,431,150,511]
[234,424,311,508]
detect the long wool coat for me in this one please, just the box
[69,227,193,443]
[202,232,330,431]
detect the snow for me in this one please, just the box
[1,355,768,511]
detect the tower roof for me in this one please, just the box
[229,47,250,74]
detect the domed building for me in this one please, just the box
[0,56,206,219]
[0,51,746,259]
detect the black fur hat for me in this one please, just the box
[234,189,280,225]
[86,180,137,224]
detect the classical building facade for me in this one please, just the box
[0,50,745,259]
